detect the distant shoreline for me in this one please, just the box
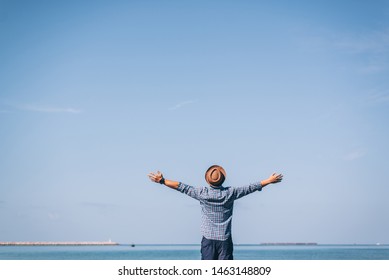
[259,242,318,246]
[1,242,386,247]
[0,241,118,246]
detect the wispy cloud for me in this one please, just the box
[20,104,82,114]
[343,149,366,161]
[301,28,389,74]
[334,32,388,54]
[333,29,389,73]
[366,89,389,104]
[169,100,195,110]
[80,202,118,210]
[48,212,60,221]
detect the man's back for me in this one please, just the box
[177,182,262,241]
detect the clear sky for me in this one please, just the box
[1,0,389,244]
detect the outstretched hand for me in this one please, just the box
[260,172,283,188]
[148,171,180,189]
[148,171,164,183]
[268,173,283,184]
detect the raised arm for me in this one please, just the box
[148,171,179,189]
[233,172,283,200]
[148,171,202,200]
[260,173,283,188]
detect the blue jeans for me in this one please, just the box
[201,236,234,260]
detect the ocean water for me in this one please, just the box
[1,244,389,260]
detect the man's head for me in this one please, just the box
[205,165,226,187]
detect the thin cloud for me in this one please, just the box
[333,29,389,73]
[334,34,386,54]
[343,150,366,161]
[48,212,60,221]
[80,202,118,210]
[169,100,195,110]
[367,89,389,104]
[301,28,389,73]
[21,104,82,114]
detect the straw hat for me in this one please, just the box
[205,165,226,187]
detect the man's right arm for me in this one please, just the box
[148,171,179,189]
[148,171,201,200]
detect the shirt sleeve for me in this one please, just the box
[176,182,202,201]
[232,182,262,200]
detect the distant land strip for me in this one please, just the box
[260,242,318,246]
[0,241,118,246]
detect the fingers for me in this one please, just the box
[148,171,163,183]
[271,172,283,183]
[148,172,158,182]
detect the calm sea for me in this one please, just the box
[1,244,389,260]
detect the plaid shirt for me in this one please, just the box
[176,182,262,241]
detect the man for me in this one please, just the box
[148,165,283,260]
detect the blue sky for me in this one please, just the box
[1,0,389,244]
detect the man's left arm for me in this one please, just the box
[233,173,283,200]
[260,173,283,188]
